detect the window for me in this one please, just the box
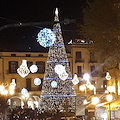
[27,61,33,69]
[103,80,107,90]
[77,66,82,77]
[75,51,84,62]
[26,78,31,91]
[26,54,31,57]
[38,54,43,57]
[11,54,16,57]
[90,65,96,76]
[89,52,96,62]
[9,61,18,73]
[36,61,45,73]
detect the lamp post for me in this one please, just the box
[106,94,113,120]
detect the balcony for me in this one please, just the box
[89,59,97,63]
[75,58,84,63]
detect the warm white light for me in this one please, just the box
[106,94,113,102]
[17,60,30,78]
[9,90,14,95]
[0,85,5,92]
[107,86,115,93]
[55,8,58,16]
[91,96,99,105]
[72,74,79,85]
[79,85,86,91]
[1,90,8,95]
[30,64,38,73]
[83,73,90,81]
[83,99,88,105]
[105,72,111,80]
[89,84,95,90]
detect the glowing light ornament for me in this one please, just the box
[21,88,28,95]
[105,72,111,80]
[30,64,38,73]
[17,60,30,78]
[34,78,41,86]
[51,81,57,88]
[54,64,65,74]
[37,28,56,47]
[59,71,68,81]
[54,64,68,80]
[72,74,79,85]
[9,79,16,90]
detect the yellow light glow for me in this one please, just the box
[106,94,113,102]
[83,99,88,105]
[9,90,14,95]
[0,85,5,92]
[89,85,94,90]
[1,90,8,95]
[79,85,86,91]
[83,73,90,81]
[107,86,115,93]
[91,96,99,105]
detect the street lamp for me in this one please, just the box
[106,94,113,120]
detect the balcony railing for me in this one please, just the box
[75,58,84,63]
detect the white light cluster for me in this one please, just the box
[34,78,41,86]
[54,64,68,80]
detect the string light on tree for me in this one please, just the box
[37,28,56,48]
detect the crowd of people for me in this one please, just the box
[9,107,62,120]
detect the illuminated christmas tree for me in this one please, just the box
[39,8,76,114]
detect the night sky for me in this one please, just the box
[0,0,86,52]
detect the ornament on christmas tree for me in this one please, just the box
[51,81,57,88]
[72,74,79,85]
[59,71,68,81]
[54,64,65,74]
[17,60,30,78]
[30,64,38,73]
[34,78,41,86]
[37,28,56,47]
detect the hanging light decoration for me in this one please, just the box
[30,64,38,73]
[34,78,41,86]
[17,60,30,78]
[105,72,111,80]
[37,28,56,48]
[72,74,79,85]
[51,81,57,88]
[21,88,28,95]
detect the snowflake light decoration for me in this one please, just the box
[37,28,56,47]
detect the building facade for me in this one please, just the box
[0,41,107,115]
